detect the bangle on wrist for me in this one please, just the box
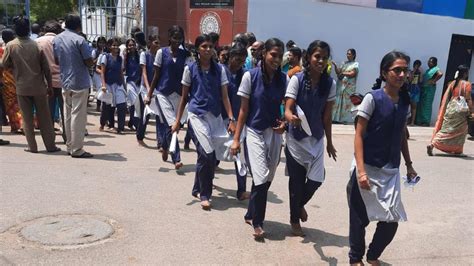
[405,161,413,166]
[229,117,236,122]
[358,173,367,178]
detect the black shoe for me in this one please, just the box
[0,139,10,145]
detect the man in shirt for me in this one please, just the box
[53,14,94,158]
[2,16,59,153]
[287,47,302,78]
[36,20,65,142]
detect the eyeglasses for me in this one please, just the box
[389,67,409,75]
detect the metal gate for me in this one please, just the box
[0,0,29,27]
[79,0,145,42]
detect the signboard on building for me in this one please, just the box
[191,0,234,8]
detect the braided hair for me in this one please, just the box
[303,40,331,96]
[260,38,284,86]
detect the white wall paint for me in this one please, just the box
[248,0,474,124]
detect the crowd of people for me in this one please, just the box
[1,13,473,266]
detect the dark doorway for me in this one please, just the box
[443,34,474,95]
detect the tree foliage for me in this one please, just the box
[30,0,78,24]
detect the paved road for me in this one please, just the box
[1,107,473,265]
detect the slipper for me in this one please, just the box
[47,147,61,153]
[24,149,38,153]
[71,152,93,158]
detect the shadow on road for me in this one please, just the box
[211,185,249,211]
[84,140,105,146]
[92,153,127,161]
[263,220,349,265]
[85,133,115,139]
[433,153,474,160]
[1,142,27,148]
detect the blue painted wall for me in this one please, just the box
[377,0,423,13]
[422,0,467,18]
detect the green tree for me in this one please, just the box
[30,0,78,24]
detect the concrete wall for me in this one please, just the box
[248,0,474,124]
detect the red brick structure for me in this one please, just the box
[146,0,248,45]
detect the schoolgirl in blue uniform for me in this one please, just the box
[147,26,192,170]
[137,35,161,146]
[124,38,141,131]
[284,40,337,236]
[221,43,249,201]
[349,51,417,265]
[172,34,236,210]
[231,38,287,239]
[100,37,127,134]
[92,36,107,111]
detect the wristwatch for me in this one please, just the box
[229,117,236,122]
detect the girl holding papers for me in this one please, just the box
[147,26,191,169]
[220,43,250,201]
[230,38,287,240]
[284,40,337,236]
[136,35,161,147]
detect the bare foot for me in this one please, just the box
[291,223,305,236]
[137,140,146,147]
[253,227,265,239]
[99,126,104,132]
[238,191,250,201]
[175,162,183,169]
[367,259,380,266]
[200,200,211,210]
[300,207,308,222]
[350,262,365,266]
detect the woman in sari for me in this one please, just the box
[415,57,443,126]
[332,48,359,124]
[1,29,22,133]
[427,65,472,156]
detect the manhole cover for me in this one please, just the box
[20,215,114,246]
